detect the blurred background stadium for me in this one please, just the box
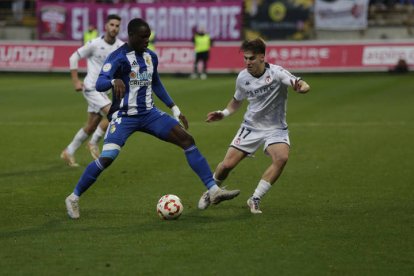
[0,0,413,73]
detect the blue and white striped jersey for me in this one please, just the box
[96,43,174,119]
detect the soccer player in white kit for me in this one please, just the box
[61,14,124,167]
[198,38,310,214]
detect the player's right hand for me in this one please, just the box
[73,80,83,92]
[206,111,225,122]
[113,79,126,99]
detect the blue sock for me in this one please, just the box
[73,160,105,196]
[184,145,215,189]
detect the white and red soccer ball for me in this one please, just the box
[157,194,183,220]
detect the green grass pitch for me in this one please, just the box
[0,72,413,275]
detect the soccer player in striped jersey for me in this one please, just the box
[61,14,124,167]
[198,38,310,214]
[65,18,240,219]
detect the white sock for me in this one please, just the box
[213,173,223,186]
[252,179,272,199]
[66,128,89,155]
[69,192,79,201]
[89,126,105,144]
[208,184,220,195]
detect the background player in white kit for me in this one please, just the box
[198,38,310,214]
[61,14,124,167]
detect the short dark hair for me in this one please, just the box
[128,18,149,35]
[106,14,121,22]
[240,38,266,55]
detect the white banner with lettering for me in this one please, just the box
[315,0,369,30]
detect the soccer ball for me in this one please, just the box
[157,194,183,220]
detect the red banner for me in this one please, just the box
[1,41,413,73]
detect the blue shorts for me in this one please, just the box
[104,107,179,147]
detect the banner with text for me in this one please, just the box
[36,1,243,41]
[1,41,413,72]
[315,0,369,30]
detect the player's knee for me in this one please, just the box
[178,133,195,149]
[98,157,114,168]
[274,154,289,166]
[99,143,121,168]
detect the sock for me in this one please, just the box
[67,128,89,155]
[73,159,105,196]
[252,179,272,199]
[68,192,79,201]
[184,145,215,189]
[213,173,223,186]
[89,126,105,145]
[208,184,220,194]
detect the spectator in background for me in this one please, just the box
[190,25,212,80]
[12,0,25,24]
[84,24,98,44]
[147,29,156,51]
[389,58,409,73]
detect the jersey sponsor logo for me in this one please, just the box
[129,70,153,87]
[246,83,276,97]
[102,63,112,72]
[129,71,137,79]
[129,79,152,86]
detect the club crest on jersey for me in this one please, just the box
[265,75,272,84]
[102,63,112,72]
[145,56,152,66]
[110,123,116,133]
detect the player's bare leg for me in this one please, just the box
[88,105,110,159]
[248,143,289,214]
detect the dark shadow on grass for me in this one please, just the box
[0,164,81,179]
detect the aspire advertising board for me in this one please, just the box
[0,41,413,72]
[37,1,242,41]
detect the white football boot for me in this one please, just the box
[65,194,80,219]
[198,190,210,209]
[60,149,80,167]
[247,197,262,214]
[87,142,100,160]
[209,187,240,205]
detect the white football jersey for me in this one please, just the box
[76,36,124,91]
[234,63,300,131]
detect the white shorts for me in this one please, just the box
[82,89,111,114]
[230,126,290,155]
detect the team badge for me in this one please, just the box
[265,75,272,84]
[145,56,152,66]
[102,63,112,72]
[234,138,241,145]
[110,124,116,133]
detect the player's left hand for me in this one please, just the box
[113,79,126,99]
[291,78,310,93]
[178,114,189,130]
[171,105,189,130]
